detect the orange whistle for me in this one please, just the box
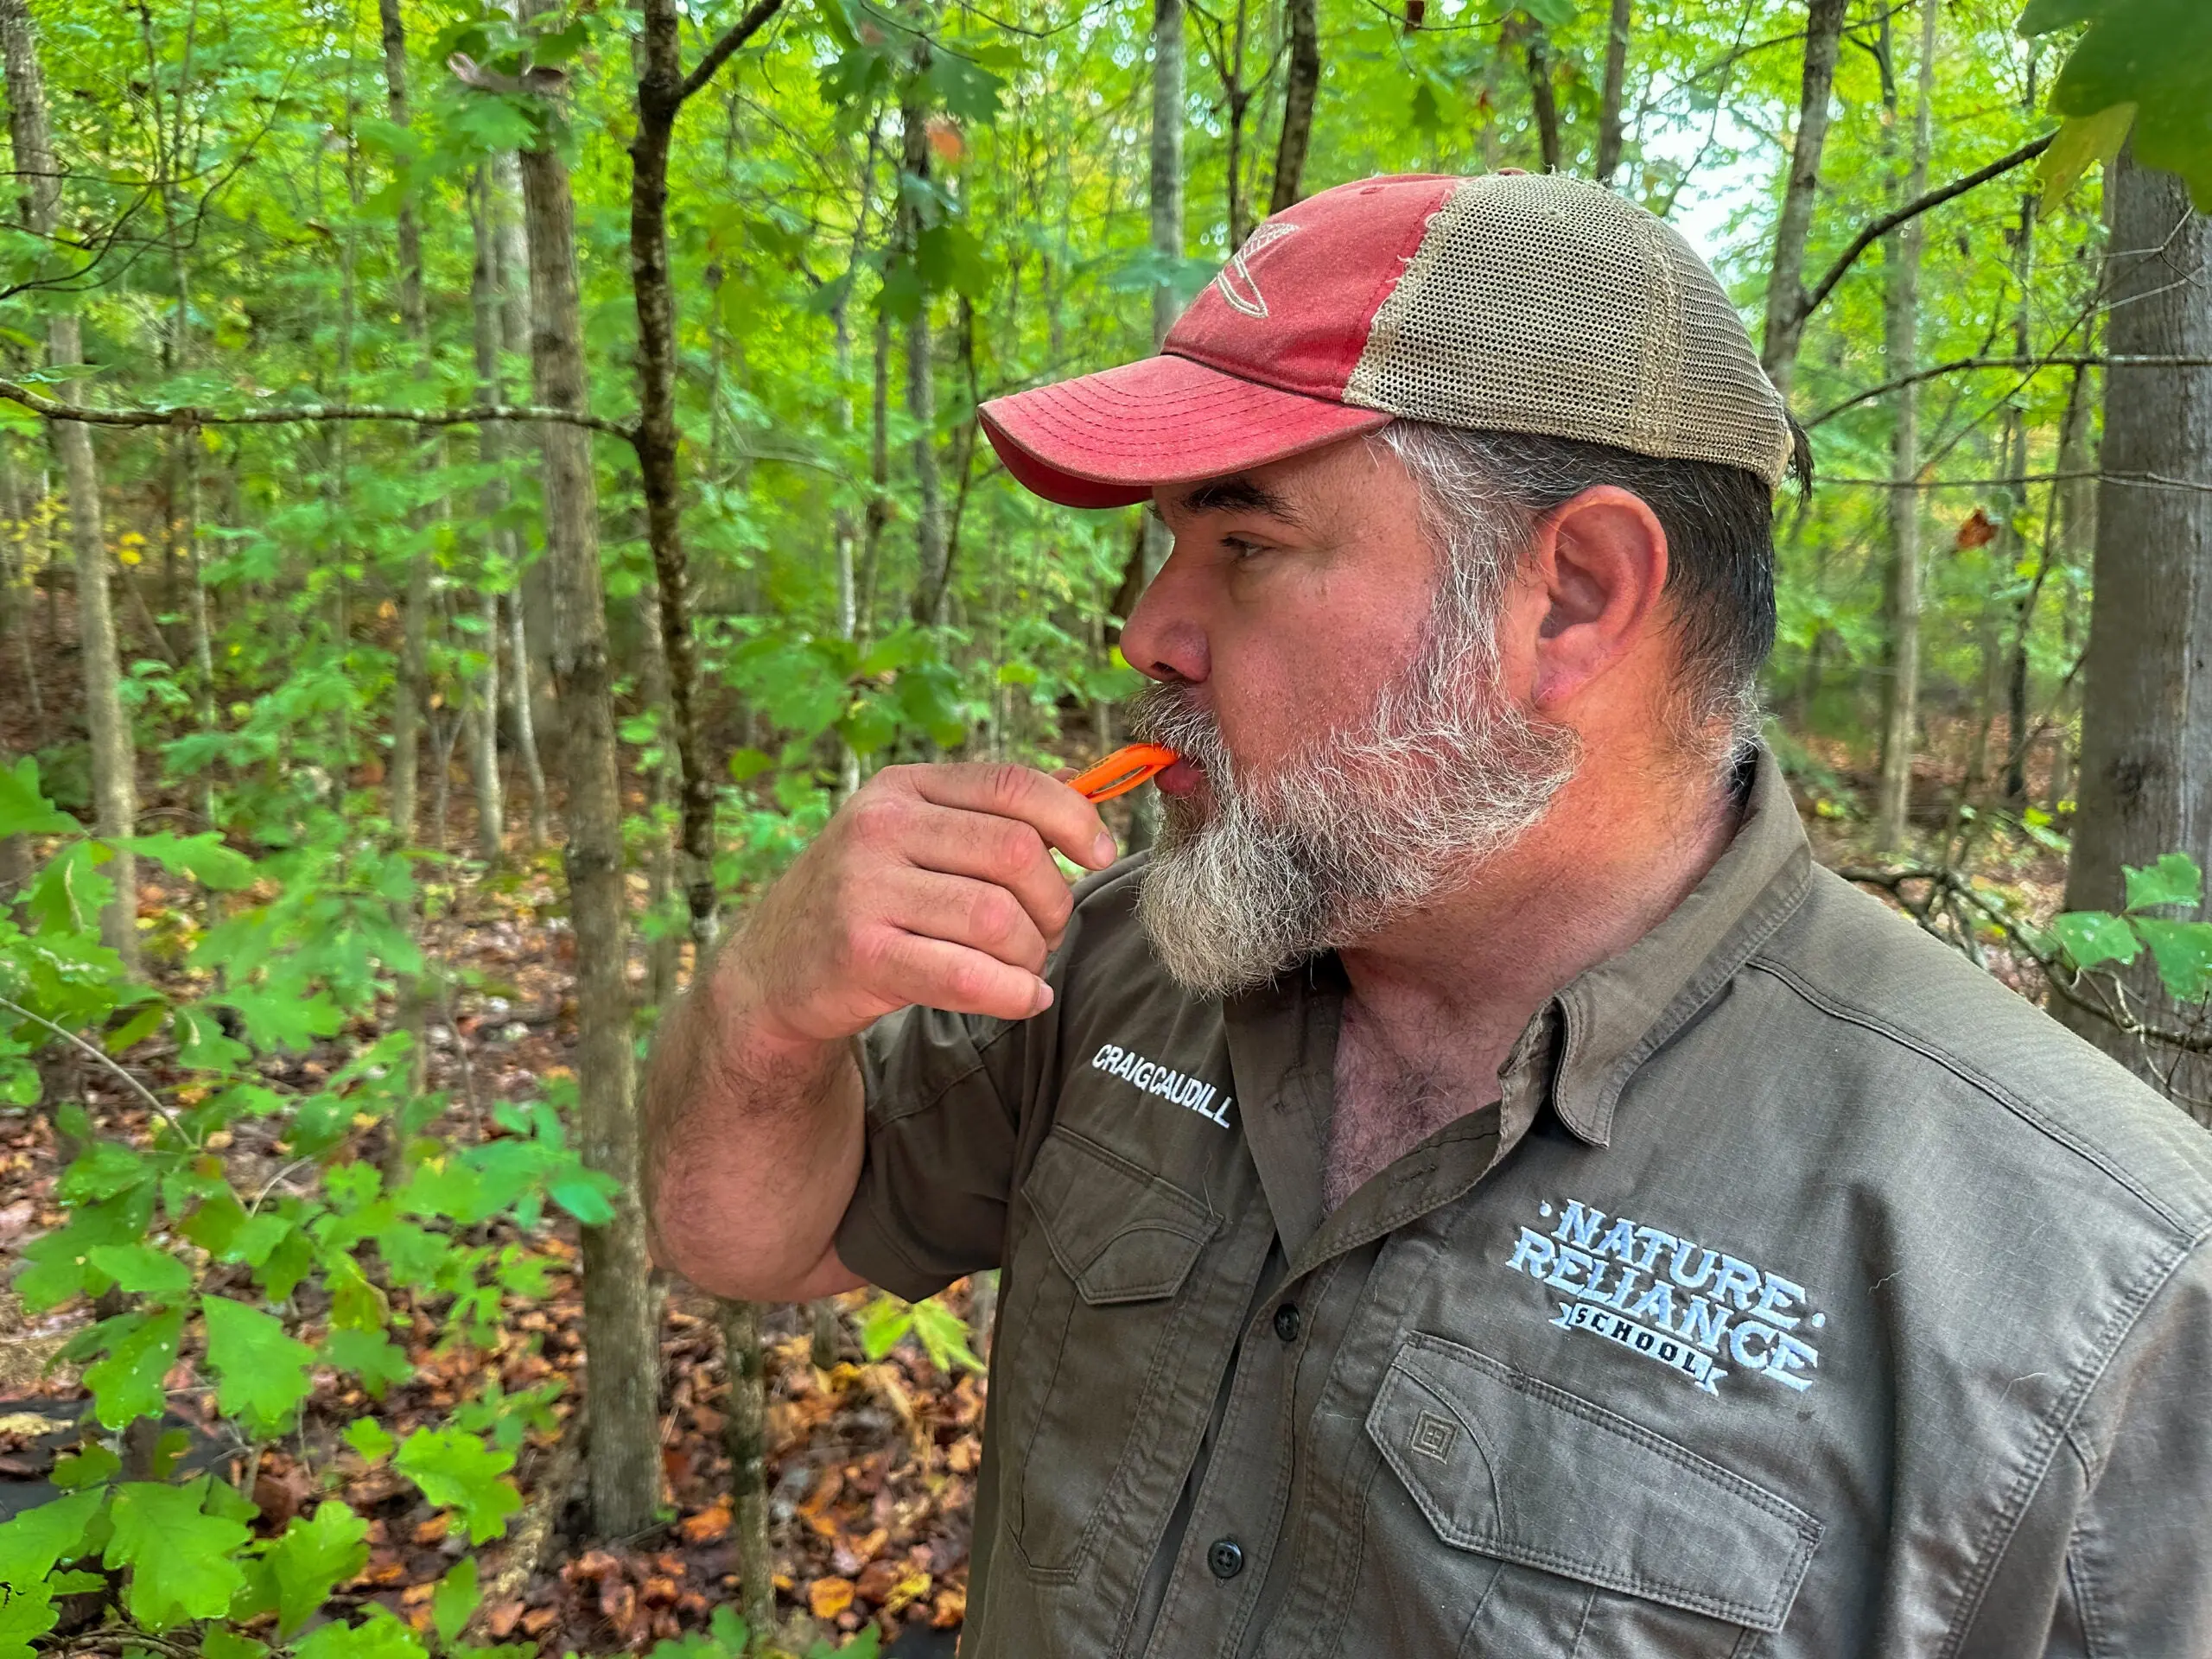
[1069,742,1179,804]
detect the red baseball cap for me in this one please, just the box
[977,172,1794,508]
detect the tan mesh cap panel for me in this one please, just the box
[1343,175,1794,486]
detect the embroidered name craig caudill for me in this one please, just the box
[1505,1199,1823,1395]
[1090,1043,1234,1128]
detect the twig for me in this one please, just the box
[0,994,191,1145]
[1797,133,2056,326]
[1807,355,2212,429]
[677,0,787,105]
[0,383,637,442]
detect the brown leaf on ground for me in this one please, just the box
[520,1608,558,1637]
[484,1600,525,1638]
[808,1576,855,1620]
[931,1585,968,1628]
[412,1513,449,1545]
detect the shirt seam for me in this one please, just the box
[865,1018,1020,1133]
[1934,1234,2202,1659]
[1743,956,2196,1237]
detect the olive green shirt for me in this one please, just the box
[835,750,2212,1658]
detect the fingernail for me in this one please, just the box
[1091,832,1118,868]
[1033,980,1055,1014]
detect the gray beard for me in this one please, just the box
[1128,588,1580,998]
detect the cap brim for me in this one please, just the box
[978,353,1393,509]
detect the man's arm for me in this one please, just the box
[640,762,1117,1304]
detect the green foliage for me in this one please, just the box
[2020,0,2212,208]
[394,1426,524,1544]
[2050,854,2212,1000]
[105,1478,254,1630]
[858,1290,986,1376]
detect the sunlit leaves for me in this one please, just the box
[2020,0,2212,208]
[202,1294,316,1437]
[105,1478,253,1628]
[81,1307,186,1429]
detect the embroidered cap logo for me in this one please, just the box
[1214,221,1302,319]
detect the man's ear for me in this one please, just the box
[1527,486,1669,711]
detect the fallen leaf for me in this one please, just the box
[485,1600,525,1638]
[809,1576,855,1620]
[677,1501,730,1545]
[413,1513,450,1545]
[931,1584,967,1628]
[521,1607,558,1636]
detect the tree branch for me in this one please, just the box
[1808,354,2212,428]
[0,381,637,442]
[1798,132,2056,327]
[677,0,786,105]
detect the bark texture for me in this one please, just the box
[1594,0,1632,186]
[1759,0,1849,399]
[901,67,949,628]
[2057,148,2212,1122]
[1267,0,1318,214]
[516,70,662,1535]
[467,163,510,866]
[0,0,137,970]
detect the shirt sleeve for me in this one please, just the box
[2021,1239,2212,1658]
[830,1001,1039,1302]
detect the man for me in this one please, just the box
[644,175,2212,1657]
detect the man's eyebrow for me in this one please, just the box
[1147,476,1309,526]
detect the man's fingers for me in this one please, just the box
[904,763,1118,871]
[869,928,1052,1023]
[874,868,1053,976]
[898,804,1077,945]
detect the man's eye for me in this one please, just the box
[1222,536,1266,561]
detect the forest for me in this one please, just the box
[0,0,2202,1653]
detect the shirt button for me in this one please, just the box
[1207,1537,1245,1580]
[1272,1304,1302,1342]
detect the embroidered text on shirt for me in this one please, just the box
[1504,1198,1824,1395]
[1089,1043,1235,1128]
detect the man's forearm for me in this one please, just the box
[641,942,868,1301]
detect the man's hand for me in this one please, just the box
[733,763,1120,1046]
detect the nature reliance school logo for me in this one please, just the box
[1505,1198,1824,1396]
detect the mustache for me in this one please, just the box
[1127,682,1231,778]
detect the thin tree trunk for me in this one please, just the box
[378,0,432,848]
[1133,0,1185,855]
[903,67,949,628]
[508,590,550,849]
[1999,172,2037,807]
[1874,0,1936,852]
[0,0,137,972]
[2056,145,2212,1122]
[717,1299,776,1648]
[1522,22,1560,174]
[1759,0,1849,399]
[1594,0,1632,187]
[514,52,662,1538]
[1267,0,1318,213]
[468,163,511,867]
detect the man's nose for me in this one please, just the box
[1119,546,1210,685]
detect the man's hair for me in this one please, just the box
[1375,420,1783,763]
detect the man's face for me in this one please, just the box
[1118,436,1580,996]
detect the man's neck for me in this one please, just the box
[1337,753,1746,1079]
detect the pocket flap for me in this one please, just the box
[1366,1333,1821,1632]
[1022,1128,1217,1306]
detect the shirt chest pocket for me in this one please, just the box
[997,1126,1223,1579]
[1357,1333,1821,1658]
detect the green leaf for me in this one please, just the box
[202,1294,316,1437]
[322,1328,413,1400]
[51,1443,120,1490]
[2131,918,2212,1001]
[58,1141,150,1205]
[204,1629,272,1659]
[0,758,79,838]
[113,833,257,892]
[84,1243,191,1300]
[911,1294,986,1375]
[344,1416,397,1463]
[216,985,343,1055]
[2025,0,2212,210]
[545,1165,617,1225]
[2037,102,2137,216]
[23,842,111,937]
[295,1609,429,1659]
[267,1501,371,1635]
[2124,851,2203,911]
[727,746,774,783]
[0,1582,58,1659]
[394,1427,522,1544]
[105,1478,252,1629]
[2048,910,2141,970]
[433,1554,480,1645]
[84,1306,185,1429]
[0,1489,103,1586]
[856,1295,912,1363]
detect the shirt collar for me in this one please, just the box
[1546,742,1812,1146]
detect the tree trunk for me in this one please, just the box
[902,68,949,628]
[1873,0,1936,852]
[1267,0,1318,214]
[378,0,432,848]
[630,0,725,953]
[1522,22,1560,175]
[1758,0,1849,399]
[717,1299,776,1647]
[515,58,663,1538]
[0,0,137,971]
[468,163,511,867]
[2056,145,2212,1123]
[1594,0,1632,187]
